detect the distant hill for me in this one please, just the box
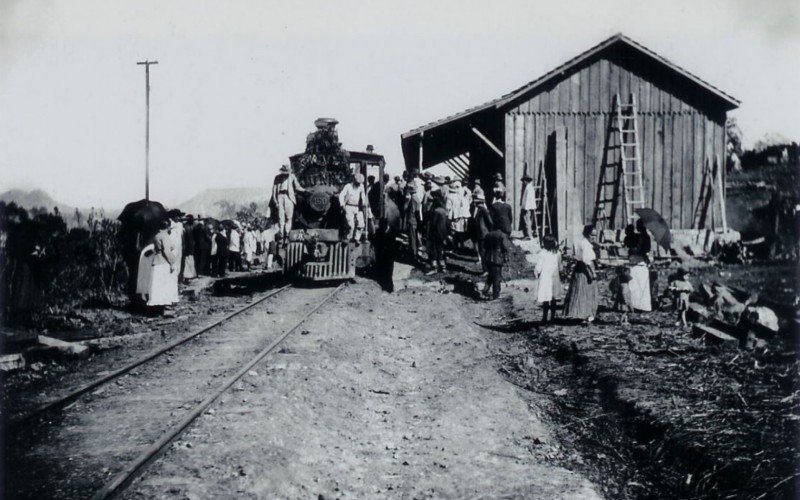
[0,189,75,215]
[177,187,269,219]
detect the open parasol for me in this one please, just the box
[118,199,168,239]
[635,208,671,249]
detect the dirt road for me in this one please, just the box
[122,277,600,498]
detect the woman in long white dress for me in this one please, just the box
[147,221,179,307]
[242,226,257,269]
[624,220,652,311]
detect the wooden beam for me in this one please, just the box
[452,155,470,172]
[445,163,461,179]
[471,127,504,158]
[445,160,468,179]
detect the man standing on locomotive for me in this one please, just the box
[270,164,306,240]
[339,173,368,242]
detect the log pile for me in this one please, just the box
[685,280,786,350]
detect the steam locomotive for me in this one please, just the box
[279,118,385,281]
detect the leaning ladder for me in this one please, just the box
[531,161,552,239]
[616,93,646,224]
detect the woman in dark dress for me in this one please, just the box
[565,224,599,322]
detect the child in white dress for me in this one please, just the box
[535,235,562,324]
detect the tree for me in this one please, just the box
[726,117,743,172]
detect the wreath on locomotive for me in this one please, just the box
[281,118,378,279]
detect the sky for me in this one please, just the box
[0,0,798,209]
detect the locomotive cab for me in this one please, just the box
[280,118,385,281]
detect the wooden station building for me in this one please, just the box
[401,34,739,244]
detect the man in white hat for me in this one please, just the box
[270,164,306,239]
[520,173,537,239]
[339,173,368,242]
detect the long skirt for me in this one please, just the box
[183,255,197,279]
[628,263,652,311]
[148,263,179,306]
[136,245,154,295]
[565,263,598,319]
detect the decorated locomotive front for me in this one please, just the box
[280,118,382,281]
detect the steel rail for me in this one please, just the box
[91,283,345,500]
[8,284,293,431]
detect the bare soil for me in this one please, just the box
[122,277,601,499]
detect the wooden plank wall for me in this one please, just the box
[504,55,727,242]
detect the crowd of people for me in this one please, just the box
[135,210,279,310]
[372,169,688,326]
[367,169,516,298]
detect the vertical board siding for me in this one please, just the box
[682,114,694,227]
[504,113,514,207]
[670,111,682,227]
[501,55,730,234]
[691,113,704,227]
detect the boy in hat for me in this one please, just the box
[471,192,493,273]
[270,164,306,240]
[520,173,537,239]
[482,227,509,300]
[492,173,506,201]
[426,191,449,274]
[609,265,634,325]
[668,268,694,326]
[489,192,513,236]
[404,183,422,262]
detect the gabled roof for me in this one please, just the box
[402,33,740,139]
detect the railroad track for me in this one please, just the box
[4,283,345,500]
[8,283,293,430]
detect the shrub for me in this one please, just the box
[1,202,127,327]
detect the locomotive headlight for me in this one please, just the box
[308,191,331,214]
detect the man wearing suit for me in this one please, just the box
[192,217,211,276]
[489,192,513,236]
[271,164,306,239]
[482,228,509,300]
[470,193,493,274]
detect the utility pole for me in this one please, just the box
[136,60,158,201]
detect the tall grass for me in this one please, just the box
[1,202,127,327]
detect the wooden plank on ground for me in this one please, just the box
[0,354,26,372]
[692,324,738,348]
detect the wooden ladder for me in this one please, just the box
[692,155,728,231]
[530,161,552,239]
[616,93,646,224]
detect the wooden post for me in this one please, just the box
[137,60,158,201]
[715,154,728,233]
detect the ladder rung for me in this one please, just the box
[597,198,616,204]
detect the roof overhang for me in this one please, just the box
[401,33,740,141]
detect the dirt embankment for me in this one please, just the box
[486,260,798,499]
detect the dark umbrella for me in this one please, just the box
[635,208,671,249]
[118,199,168,239]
